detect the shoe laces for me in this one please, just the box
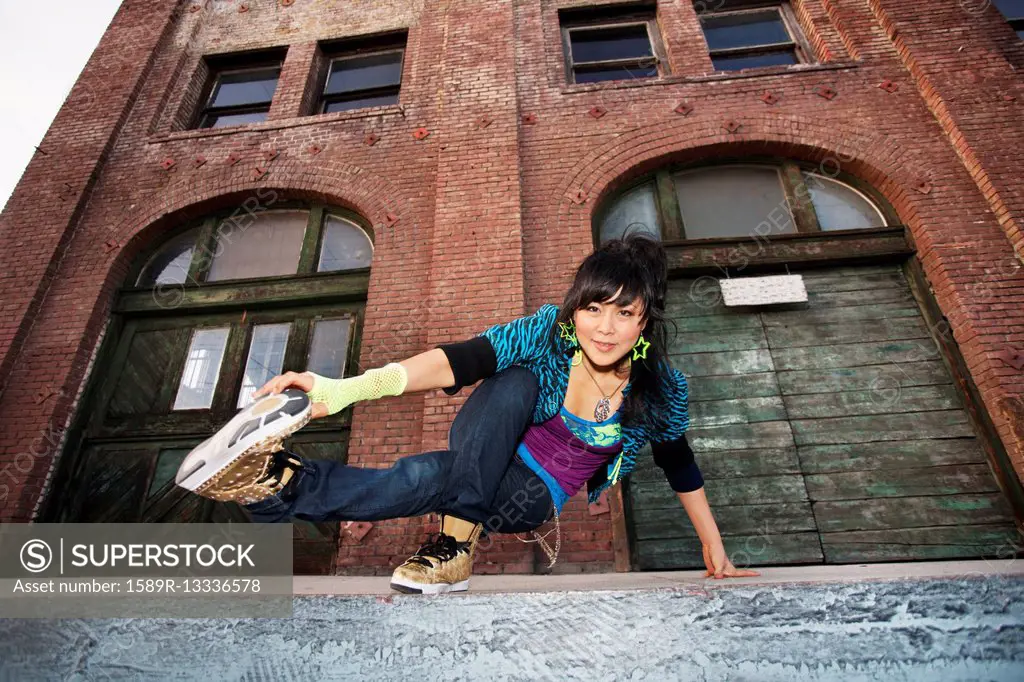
[256,452,302,490]
[406,532,464,567]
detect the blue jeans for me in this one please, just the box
[245,366,555,535]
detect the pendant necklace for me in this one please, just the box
[579,354,630,421]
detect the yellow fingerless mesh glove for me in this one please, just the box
[304,363,408,416]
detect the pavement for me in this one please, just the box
[1,559,1023,681]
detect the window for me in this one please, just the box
[993,0,1024,39]
[674,166,795,239]
[173,327,230,410]
[205,210,308,282]
[237,323,291,408]
[696,1,809,71]
[306,318,353,379]
[804,173,885,232]
[195,51,284,128]
[136,227,200,286]
[598,181,662,243]
[59,199,370,553]
[317,34,405,113]
[596,162,891,243]
[560,3,665,84]
[134,205,374,288]
[318,215,374,271]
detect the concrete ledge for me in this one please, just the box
[5,560,1023,680]
[294,558,1024,596]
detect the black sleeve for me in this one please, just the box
[436,336,498,396]
[651,432,704,493]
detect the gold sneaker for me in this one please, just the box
[175,389,311,505]
[389,515,484,594]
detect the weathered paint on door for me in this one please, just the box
[629,263,1019,569]
[54,307,360,575]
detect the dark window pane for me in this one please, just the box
[711,49,797,71]
[574,63,658,83]
[148,449,191,498]
[701,10,791,51]
[323,93,400,113]
[204,111,269,128]
[209,68,280,107]
[993,0,1024,18]
[325,52,403,95]
[598,182,661,243]
[570,25,653,63]
[137,227,198,287]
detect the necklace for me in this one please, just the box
[579,353,630,421]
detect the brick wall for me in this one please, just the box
[0,0,1021,575]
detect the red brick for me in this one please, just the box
[0,0,1022,579]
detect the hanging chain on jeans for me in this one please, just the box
[513,355,630,567]
[513,502,561,568]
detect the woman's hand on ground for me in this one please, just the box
[702,542,761,579]
[251,371,330,420]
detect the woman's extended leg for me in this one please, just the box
[480,452,554,535]
[437,365,540,525]
[244,365,540,524]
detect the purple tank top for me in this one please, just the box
[517,408,623,508]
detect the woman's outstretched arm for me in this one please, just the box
[251,304,548,417]
[250,347,461,419]
[398,347,457,393]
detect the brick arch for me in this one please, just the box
[553,112,929,239]
[104,158,419,284]
[13,160,420,521]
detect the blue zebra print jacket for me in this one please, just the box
[436,303,703,505]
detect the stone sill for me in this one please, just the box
[293,558,1024,596]
[558,61,860,95]
[146,104,408,144]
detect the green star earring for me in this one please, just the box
[631,335,650,360]
[558,321,578,347]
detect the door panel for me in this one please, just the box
[629,263,1019,569]
[107,328,187,417]
[54,305,363,574]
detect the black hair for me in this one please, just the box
[548,230,678,429]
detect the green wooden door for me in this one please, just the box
[53,305,362,575]
[628,263,1019,569]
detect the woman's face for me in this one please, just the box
[573,287,647,367]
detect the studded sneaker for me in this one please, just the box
[175,388,311,505]
[389,515,484,594]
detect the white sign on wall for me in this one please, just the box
[719,274,808,306]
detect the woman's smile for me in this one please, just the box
[593,340,616,352]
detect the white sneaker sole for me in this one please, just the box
[175,389,311,495]
[389,577,470,595]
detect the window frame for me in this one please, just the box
[696,1,814,72]
[593,158,898,245]
[315,32,407,115]
[559,6,668,85]
[317,213,375,272]
[130,201,375,291]
[192,50,286,129]
[992,0,1024,38]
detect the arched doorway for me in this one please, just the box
[43,195,374,574]
[597,158,1022,569]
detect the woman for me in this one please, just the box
[179,233,758,593]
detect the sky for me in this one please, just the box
[0,0,123,213]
